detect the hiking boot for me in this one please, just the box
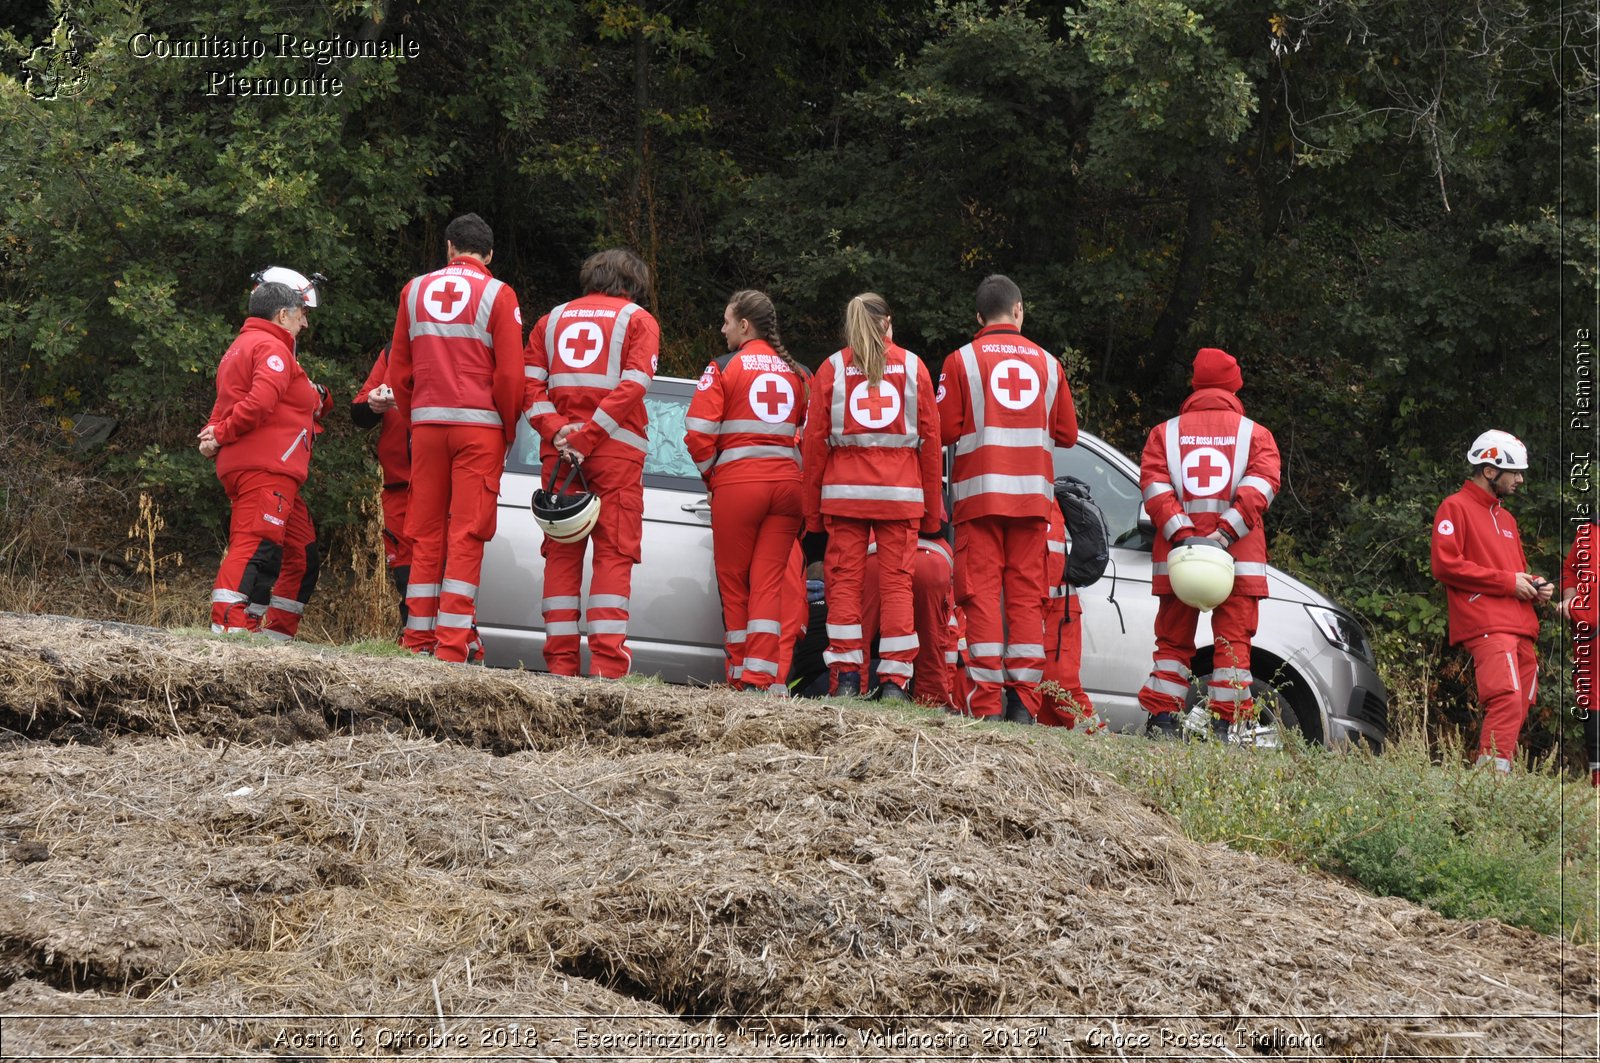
[1211,716,1233,743]
[1002,698,1035,725]
[878,680,910,703]
[834,671,862,698]
[1145,712,1182,740]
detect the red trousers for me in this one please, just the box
[541,457,643,678]
[861,537,955,707]
[381,483,412,626]
[211,469,319,639]
[1038,593,1099,729]
[1466,632,1539,769]
[823,516,917,689]
[955,516,1048,717]
[402,424,504,663]
[1138,593,1259,721]
[712,479,803,690]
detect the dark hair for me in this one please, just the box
[975,274,1023,323]
[727,290,802,374]
[248,281,302,320]
[843,292,891,385]
[579,248,651,303]
[445,213,494,256]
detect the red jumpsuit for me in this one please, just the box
[352,345,413,622]
[684,339,808,691]
[937,324,1078,717]
[1560,522,1599,783]
[1431,480,1543,767]
[860,534,956,707]
[1037,508,1100,730]
[801,344,942,691]
[389,256,526,662]
[203,317,331,639]
[1138,389,1281,723]
[524,293,658,678]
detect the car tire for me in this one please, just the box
[1183,674,1304,749]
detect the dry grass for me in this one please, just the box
[0,613,1595,1060]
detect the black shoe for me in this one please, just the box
[1211,716,1233,742]
[1002,699,1035,725]
[1145,713,1182,740]
[878,680,910,703]
[835,671,861,697]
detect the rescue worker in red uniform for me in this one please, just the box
[524,249,659,678]
[1430,430,1555,771]
[1558,520,1599,785]
[802,292,942,700]
[937,275,1079,720]
[1037,507,1101,730]
[352,344,412,628]
[685,290,808,693]
[199,271,332,640]
[388,213,526,663]
[1138,348,1281,739]
[859,530,957,708]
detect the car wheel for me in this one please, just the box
[1182,675,1303,750]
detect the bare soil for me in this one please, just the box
[0,612,1594,1060]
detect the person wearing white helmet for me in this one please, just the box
[1430,429,1555,772]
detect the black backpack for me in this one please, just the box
[1053,476,1111,588]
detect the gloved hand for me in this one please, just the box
[802,530,828,566]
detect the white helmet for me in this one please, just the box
[532,459,601,544]
[1167,537,1235,611]
[252,266,322,309]
[1466,430,1528,470]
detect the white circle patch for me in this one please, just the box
[557,321,606,369]
[749,373,795,424]
[513,306,523,326]
[988,358,1040,410]
[266,354,285,373]
[1181,446,1231,497]
[849,379,901,429]
[1437,519,1455,536]
[696,367,715,392]
[422,276,471,322]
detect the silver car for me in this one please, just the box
[478,376,1389,749]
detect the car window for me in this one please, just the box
[1055,443,1147,548]
[505,385,704,493]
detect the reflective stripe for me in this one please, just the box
[411,321,492,345]
[1161,514,1194,541]
[1164,417,1185,505]
[720,419,800,437]
[476,279,504,344]
[261,629,292,642]
[1238,474,1276,504]
[694,456,715,475]
[245,603,267,618]
[729,664,743,679]
[612,428,649,454]
[1005,667,1044,684]
[525,365,548,381]
[717,445,799,466]
[952,473,1053,502]
[621,368,653,389]
[409,583,441,599]
[826,623,863,640]
[1185,498,1230,514]
[1475,754,1513,773]
[268,595,306,615]
[1222,509,1249,539]
[587,619,628,635]
[442,578,478,599]
[747,619,783,636]
[684,416,721,435]
[725,629,747,644]
[953,425,1052,456]
[406,615,437,631]
[1142,677,1190,699]
[527,400,558,418]
[877,660,913,679]
[1153,659,1193,678]
[1047,585,1069,599]
[412,406,502,426]
[921,537,953,566]
[823,649,864,665]
[211,588,248,604]
[1143,482,1175,502]
[821,484,924,503]
[945,652,959,664]
[548,373,605,389]
[543,595,581,611]
[606,303,641,386]
[879,633,920,653]
[1210,667,1253,686]
[826,348,921,447]
[543,302,570,363]
[829,431,920,448]
[280,428,308,463]
[589,594,630,610]
[592,407,624,438]
[437,611,474,629]
[1230,418,1255,498]
[1047,539,1066,555]
[969,642,1005,658]
[743,657,778,677]
[968,666,1005,684]
[546,621,580,636]
[1208,685,1253,703]
[212,624,250,634]
[1234,562,1268,577]
[1004,644,1045,659]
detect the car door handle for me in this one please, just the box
[680,497,713,518]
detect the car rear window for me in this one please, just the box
[505,380,705,493]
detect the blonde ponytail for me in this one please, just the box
[843,293,890,385]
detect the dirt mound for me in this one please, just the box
[0,612,1593,1059]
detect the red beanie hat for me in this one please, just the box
[1191,347,1243,392]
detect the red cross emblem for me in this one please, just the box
[849,379,901,429]
[422,277,470,322]
[1181,447,1230,497]
[988,358,1039,410]
[750,373,795,424]
[557,321,606,369]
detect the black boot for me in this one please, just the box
[835,671,861,697]
[1145,713,1182,740]
[879,680,910,703]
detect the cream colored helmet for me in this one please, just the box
[532,458,601,544]
[1466,429,1528,470]
[251,266,322,309]
[1167,537,1235,611]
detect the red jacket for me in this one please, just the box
[524,293,659,465]
[1562,522,1598,634]
[389,256,525,442]
[205,318,330,485]
[684,339,807,488]
[1430,480,1539,643]
[801,343,941,531]
[938,324,1078,522]
[352,346,409,488]
[1140,389,1280,598]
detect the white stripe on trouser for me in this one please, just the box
[589,594,630,610]
[823,649,863,666]
[587,619,629,635]
[968,642,1004,658]
[211,624,252,635]
[1004,644,1044,659]
[543,595,580,611]
[725,629,747,644]
[747,619,783,636]
[246,603,267,618]
[1505,651,1520,694]
[879,633,919,653]
[1475,754,1512,773]
[211,588,248,604]
[409,583,441,599]
[1006,668,1044,684]
[262,630,292,642]
[437,611,473,629]
[1208,684,1252,703]
[269,595,306,615]
[877,659,913,679]
[729,664,743,680]
[1153,658,1193,679]
[968,666,1005,684]
[827,623,863,640]
[406,615,437,631]
[546,621,580,636]
[1143,677,1190,699]
[1211,667,1251,686]
[743,657,778,677]
[442,578,478,599]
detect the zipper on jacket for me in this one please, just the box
[280,428,308,463]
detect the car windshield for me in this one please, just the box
[1055,442,1146,548]
[507,386,702,490]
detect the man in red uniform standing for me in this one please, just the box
[199,272,332,639]
[524,249,658,678]
[388,214,526,663]
[938,275,1078,720]
[1431,430,1555,771]
[352,344,412,630]
[1138,348,1280,739]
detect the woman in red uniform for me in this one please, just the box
[685,290,809,693]
[801,293,942,699]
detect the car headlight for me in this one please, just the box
[1305,605,1375,667]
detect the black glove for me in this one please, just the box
[801,530,828,566]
